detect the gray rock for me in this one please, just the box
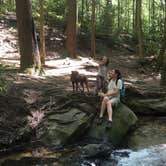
[37,103,95,147]
[125,85,166,115]
[126,98,166,115]
[79,143,112,158]
[0,95,31,152]
[87,103,138,147]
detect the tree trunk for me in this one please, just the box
[66,0,77,58]
[136,0,144,59]
[32,19,41,71]
[39,0,46,65]
[81,0,84,31]
[157,0,166,71]
[160,0,166,85]
[90,0,96,58]
[15,0,41,71]
[133,0,136,34]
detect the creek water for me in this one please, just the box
[81,144,166,166]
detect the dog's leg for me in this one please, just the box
[80,82,84,92]
[72,82,75,92]
[85,79,89,92]
[76,82,79,92]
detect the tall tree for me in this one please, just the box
[136,0,144,59]
[90,0,96,58]
[157,0,166,71]
[39,0,46,65]
[66,0,77,58]
[133,0,136,33]
[160,0,166,85]
[117,0,121,32]
[15,0,41,71]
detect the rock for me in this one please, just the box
[79,143,112,158]
[125,85,166,115]
[0,95,31,152]
[37,101,96,147]
[125,98,166,115]
[125,116,166,149]
[87,103,138,147]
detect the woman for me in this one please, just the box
[97,69,122,128]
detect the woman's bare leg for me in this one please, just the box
[99,97,109,118]
[107,100,113,122]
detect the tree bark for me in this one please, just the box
[118,0,121,32]
[160,0,166,85]
[15,0,41,71]
[90,0,96,58]
[39,0,46,65]
[66,0,77,58]
[133,0,135,33]
[136,0,144,59]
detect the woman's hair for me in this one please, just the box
[115,69,122,84]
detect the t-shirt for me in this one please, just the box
[98,65,108,78]
[107,79,123,99]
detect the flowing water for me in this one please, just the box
[80,144,166,166]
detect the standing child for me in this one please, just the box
[96,56,109,94]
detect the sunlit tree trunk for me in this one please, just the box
[133,0,135,34]
[136,0,144,59]
[118,0,121,32]
[15,0,41,71]
[90,0,96,58]
[66,0,77,58]
[149,0,151,34]
[159,0,166,84]
[81,0,84,31]
[39,0,46,65]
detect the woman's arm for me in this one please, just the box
[105,88,120,97]
[98,88,120,97]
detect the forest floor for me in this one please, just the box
[0,16,161,108]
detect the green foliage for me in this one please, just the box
[0,0,163,57]
[0,0,15,14]
[32,0,66,26]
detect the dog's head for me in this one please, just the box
[71,71,79,76]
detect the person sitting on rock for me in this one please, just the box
[97,69,122,128]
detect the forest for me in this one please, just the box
[0,0,166,166]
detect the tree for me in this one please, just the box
[66,0,77,58]
[136,0,144,59]
[157,0,166,71]
[15,0,41,71]
[90,0,96,58]
[39,0,46,65]
[160,0,166,85]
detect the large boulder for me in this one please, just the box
[87,103,138,147]
[0,95,31,153]
[37,100,96,147]
[124,85,166,115]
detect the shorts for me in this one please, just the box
[109,97,120,107]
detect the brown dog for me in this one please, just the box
[70,71,89,92]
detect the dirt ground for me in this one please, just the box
[0,19,161,105]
